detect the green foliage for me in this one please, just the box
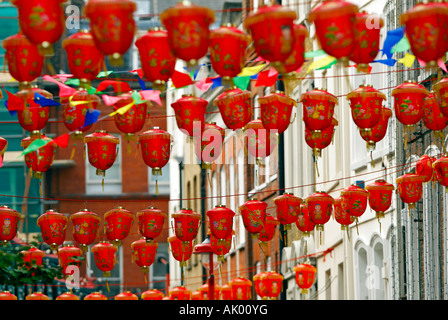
[0,241,65,288]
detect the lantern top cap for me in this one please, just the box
[308,0,359,22]
[392,81,429,96]
[400,2,448,25]
[244,3,297,30]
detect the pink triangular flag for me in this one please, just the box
[438,58,448,73]
[195,77,213,92]
[43,75,77,97]
[140,90,162,107]
[53,74,73,83]
[0,155,3,168]
[417,58,426,67]
[102,94,125,106]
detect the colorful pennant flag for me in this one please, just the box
[43,75,77,97]
[53,133,70,148]
[96,80,132,94]
[307,55,337,73]
[4,90,24,111]
[34,92,60,107]
[140,90,162,107]
[102,95,124,106]
[237,63,266,77]
[233,76,251,91]
[382,27,405,59]
[255,68,278,87]
[21,138,50,156]
[398,53,416,68]
[392,36,410,53]
[83,109,101,127]
[171,70,194,89]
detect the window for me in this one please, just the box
[148,165,170,196]
[150,242,169,294]
[86,133,122,194]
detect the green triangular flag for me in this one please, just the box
[97,71,114,78]
[20,139,50,157]
[233,76,251,91]
[392,37,410,53]
[305,49,327,58]
[132,91,144,104]
[64,78,80,86]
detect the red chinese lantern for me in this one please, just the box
[131,239,158,277]
[141,289,165,300]
[171,94,208,138]
[220,284,232,300]
[433,157,448,190]
[58,245,83,277]
[305,117,338,158]
[347,84,386,137]
[84,130,120,178]
[104,206,134,246]
[396,173,424,211]
[198,283,221,301]
[308,0,359,63]
[62,29,105,88]
[350,12,384,72]
[262,271,283,300]
[135,28,177,91]
[60,90,101,140]
[12,0,66,55]
[301,88,338,139]
[253,272,269,300]
[415,155,436,183]
[92,241,118,277]
[0,205,21,245]
[0,137,7,161]
[214,87,252,131]
[207,205,235,240]
[2,33,44,90]
[239,199,267,235]
[210,231,233,263]
[21,134,56,180]
[84,292,108,300]
[391,81,429,139]
[340,184,369,227]
[433,77,448,118]
[422,92,448,140]
[191,291,203,300]
[360,107,393,151]
[25,292,50,300]
[15,87,52,138]
[194,122,226,169]
[400,3,448,67]
[365,179,395,224]
[138,127,172,177]
[169,286,192,300]
[244,119,277,164]
[334,197,353,238]
[257,214,280,247]
[273,193,302,230]
[172,208,201,243]
[0,291,17,300]
[293,263,317,294]
[37,209,68,252]
[20,247,45,268]
[272,23,308,76]
[306,191,334,232]
[160,1,215,67]
[209,24,251,84]
[243,3,297,63]
[259,91,296,134]
[56,292,80,300]
[295,203,316,237]
[136,206,167,242]
[113,92,149,142]
[69,209,101,253]
[85,0,137,66]
[229,277,252,300]
[115,291,139,300]
[168,235,193,267]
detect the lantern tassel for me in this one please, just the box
[102,178,105,192]
[70,143,76,160]
[106,279,110,292]
[127,140,132,155]
[39,181,43,197]
[370,150,375,167]
[155,179,159,196]
[207,172,213,190]
[346,228,350,241]
[134,142,140,158]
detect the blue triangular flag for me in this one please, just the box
[210,77,223,90]
[372,58,397,67]
[137,76,146,90]
[382,27,405,59]
[82,109,101,128]
[4,101,17,117]
[34,92,60,107]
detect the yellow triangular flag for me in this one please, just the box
[109,101,135,116]
[398,53,415,68]
[307,55,337,73]
[237,63,267,77]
